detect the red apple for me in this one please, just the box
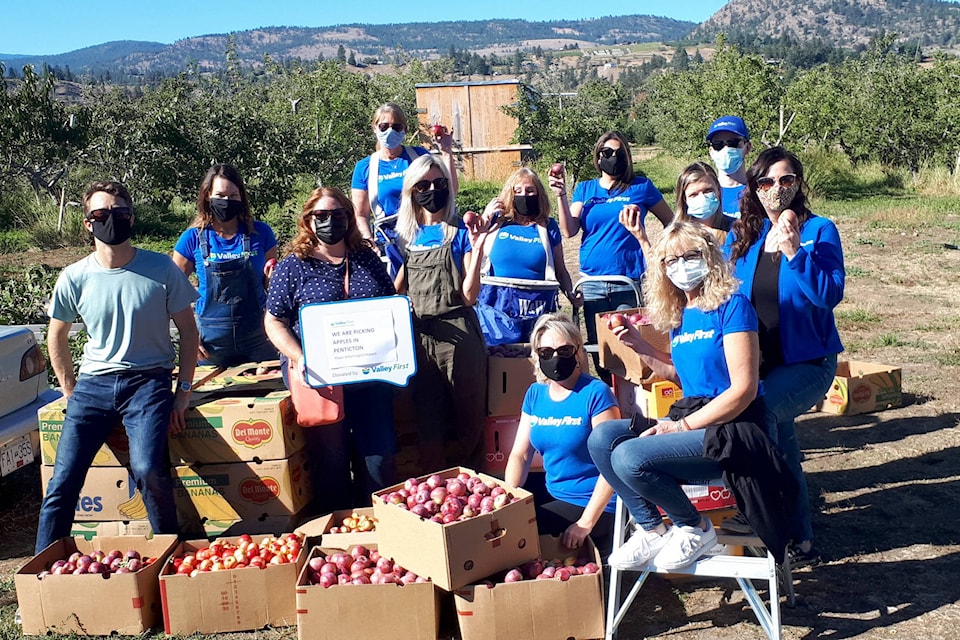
[550,162,564,178]
[504,568,523,583]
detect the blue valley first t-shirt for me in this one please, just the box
[486,219,562,280]
[351,147,430,217]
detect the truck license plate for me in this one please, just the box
[0,433,35,476]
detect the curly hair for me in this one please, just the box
[593,131,636,194]
[730,147,812,262]
[499,167,551,226]
[643,221,740,330]
[288,187,372,260]
[191,164,255,234]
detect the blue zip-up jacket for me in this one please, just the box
[726,214,845,364]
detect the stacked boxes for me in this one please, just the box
[483,344,540,476]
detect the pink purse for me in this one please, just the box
[287,361,344,427]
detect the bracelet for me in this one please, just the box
[679,417,692,431]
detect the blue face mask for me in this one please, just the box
[710,146,744,174]
[686,192,720,220]
[376,127,405,150]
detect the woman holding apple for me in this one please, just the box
[550,131,673,382]
[724,147,845,567]
[393,154,491,472]
[264,186,398,513]
[504,313,620,557]
[172,164,279,368]
[351,102,458,275]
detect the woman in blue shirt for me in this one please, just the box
[505,313,620,557]
[551,131,673,382]
[173,164,278,368]
[725,147,845,566]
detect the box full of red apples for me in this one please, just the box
[15,534,177,636]
[453,535,605,640]
[372,467,540,591]
[295,544,439,640]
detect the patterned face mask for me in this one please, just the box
[756,183,799,213]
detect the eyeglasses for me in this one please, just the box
[599,147,620,159]
[663,249,703,267]
[377,122,405,132]
[86,207,132,222]
[707,138,745,151]
[536,345,578,359]
[310,208,349,222]
[756,174,797,190]
[412,177,449,193]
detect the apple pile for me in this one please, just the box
[328,511,377,534]
[479,556,600,586]
[602,311,652,331]
[37,549,156,579]
[170,533,302,577]
[378,472,520,524]
[304,545,429,587]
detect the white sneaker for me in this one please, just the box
[608,526,673,570]
[655,519,718,571]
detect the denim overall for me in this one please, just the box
[197,229,277,368]
[405,241,487,470]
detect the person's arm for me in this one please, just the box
[169,306,198,434]
[393,264,407,296]
[504,413,535,489]
[351,188,376,243]
[264,311,309,388]
[552,243,581,308]
[783,217,845,309]
[461,245,483,305]
[619,205,652,257]
[611,322,678,384]
[560,405,621,549]
[47,318,76,398]
[436,133,460,195]
[171,251,194,278]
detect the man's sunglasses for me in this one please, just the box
[707,138,745,151]
[536,345,578,359]
[86,207,132,222]
[412,177,449,193]
[756,174,798,190]
[377,122,405,132]
[310,208,349,222]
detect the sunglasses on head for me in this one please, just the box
[377,122,404,132]
[663,248,703,267]
[536,345,577,359]
[86,207,132,222]
[756,174,797,190]
[412,177,449,193]
[310,208,349,222]
[598,147,620,159]
[707,138,745,151]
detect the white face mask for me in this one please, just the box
[376,127,405,150]
[665,257,710,292]
[686,192,720,220]
[710,146,744,174]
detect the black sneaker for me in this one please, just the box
[719,511,754,534]
[787,544,822,569]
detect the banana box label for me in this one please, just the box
[170,391,303,464]
[40,465,147,521]
[37,398,131,466]
[817,360,903,415]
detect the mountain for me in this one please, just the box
[0,15,694,77]
[689,0,960,48]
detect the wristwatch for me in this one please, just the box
[178,380,192,393]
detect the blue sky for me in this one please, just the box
[2,0,731,56]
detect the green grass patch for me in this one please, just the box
[835,307,881,325]
[935,349,960,366]
[846,265,869,277]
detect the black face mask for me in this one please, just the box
[598,151,628,178]
[90,213,133,246]
[513,194,540,218]
[313,214,350,245]
[539,353,578,382]
[414,188,449,214]
[210,198,243,222]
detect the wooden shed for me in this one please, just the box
[415,80,534,182]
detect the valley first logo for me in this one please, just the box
[231,419,274,448]
[240,476,281,504]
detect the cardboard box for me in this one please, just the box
[314,507,378,548]
[159,535,305,634]
[480,415,544,476]
[487,344,536,416]
[41,465,149,521]
[170,390,304,464]
[192,360,285,399]
[597,308,671,385]
[38,399,130,466]
[611,377,683,420]
[453,535,605,640]
[817,360,902,415]
[373,467,540,591]
[69,520,154,540]
[173,448,313,526]
[295,545,440,640]
[68,514,305,541]
[15,534,177,636]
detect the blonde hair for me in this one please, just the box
[674,162,729,245]
[499,168,551,226]
[643,220,740,330]
[395,154,458,253]
[371,102,409,131]
[528,313,589,384]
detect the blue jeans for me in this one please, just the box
[36,370,179,552]
[580,280,642,382]
[587,419,722,530]
[198,315,279,368]
[762,353,838,544]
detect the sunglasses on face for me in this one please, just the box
[310,208,349,223]
[756,174,798,190]
[536,345,577,359]
[663,249,703,267]
[412,177,449,193]
[86,207,132,222]
[707,138,745,151]
[377,122,404,132]
[598,147,620,159]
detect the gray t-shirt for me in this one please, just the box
[49,249,199,375]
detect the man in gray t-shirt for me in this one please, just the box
[36,180,200,553]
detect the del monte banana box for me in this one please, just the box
[816,360,902,415]
[170,390,304,464]
[38,398,130,466]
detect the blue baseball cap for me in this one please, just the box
[706,116,750,141]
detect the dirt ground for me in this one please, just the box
[2,204,960,640]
